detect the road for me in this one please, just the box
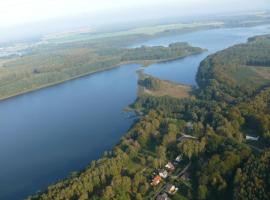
[248,144,263,153]
[152,162,191,199]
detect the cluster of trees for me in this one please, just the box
[40,153,131,200]
[196,34,270,103]
[233,150,270,200]
[195,135,251,200]
[121,42,204,62]
[138,76,162,91]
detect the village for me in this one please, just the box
[147,122,196,200]
[150,155,191,200]
[149,121,265,200]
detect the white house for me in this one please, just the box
[159,169,168,179]
[246,135,259,141]
[175,155,183,163]
[165,184,179,194]
[165,162,175,171]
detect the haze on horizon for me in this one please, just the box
[0,0,270,43]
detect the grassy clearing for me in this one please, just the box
[138,72,193,99]
[225,65,270,88]
[251,65,270,79]
[141,81,192,99]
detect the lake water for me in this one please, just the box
[136,25,270,84]
[0,25,269,200]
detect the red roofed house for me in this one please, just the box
[151,175,162,186]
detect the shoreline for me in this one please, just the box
[0,51,204,102]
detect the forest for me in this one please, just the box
[0,38,203,100]
[121,42,204,63]
[27,34,270,200]
[196,34,270,102]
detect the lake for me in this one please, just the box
[139,25,270,84]
[0,25,269,199]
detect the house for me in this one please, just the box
[178,134,197,142]
[165,184,179,194]
[185,122,193,130]
[151,175,162,186]
[165,162,175,171]
[246,135,259,141]
[175,155,183,163]
[181,171,190,181]
[159,169,168,179]
[177,136,187,142]
[152,131,159,136]
[156,193,170,200]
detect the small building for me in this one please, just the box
[151,175,162,186]
[175,155,183,163]
[165,162,175,171]
[246,135,259,141]
[181,171,190,181]
[156,193,170,200]
[178,136,189,142]
[165,184,179,195]
[186,122,193,130]
[177,134,197,142]
[159,169,168,179]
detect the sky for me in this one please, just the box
[0,0,270,42]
